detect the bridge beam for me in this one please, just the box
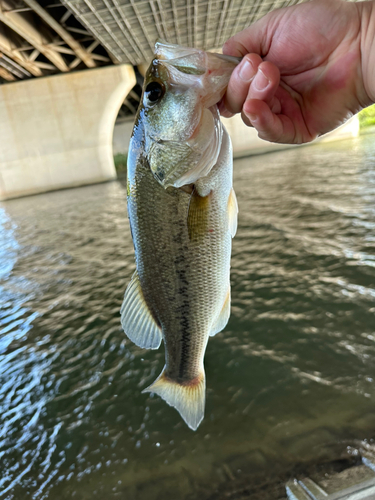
[0,64,136,200]
[21,0,97,69]
[0,52,32,79]
[0,29,43,77]
[0,64,16,81]
[0,0,68,72]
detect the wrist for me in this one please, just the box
[358,1,375,104]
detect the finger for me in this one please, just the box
[243,99,297,143]
[269,96,282,115]
[248,61,280,105]
[223,53,263,115]
[241,98,282,127]
[217,99,234,118]
[240,110,253,128]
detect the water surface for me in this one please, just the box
[1,135,375,499]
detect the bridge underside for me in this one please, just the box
[0,0,115,83]
[61,0,303,66]
[1,0,309,84]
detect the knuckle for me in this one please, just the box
[222,41,231,54]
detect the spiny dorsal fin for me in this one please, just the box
[228,187,238,238]
[143,366,205,430]
[121,271,162,350]
[210,287,231,336]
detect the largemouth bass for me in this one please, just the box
[121,41,239,430]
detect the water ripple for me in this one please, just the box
[1,136,375,499]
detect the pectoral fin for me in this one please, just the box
[210,287,231,336]
[228,187,238,238]
[120,271,162,349]
[187,188,211,241]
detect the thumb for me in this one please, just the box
[222,11,274,57]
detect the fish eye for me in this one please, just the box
[145,81,164,104]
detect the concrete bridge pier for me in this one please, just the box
[0,64,136,200]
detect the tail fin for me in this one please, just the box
[143,366,205,430]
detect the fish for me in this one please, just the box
[121,40,239,430]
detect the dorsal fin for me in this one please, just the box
[121,271,162,350]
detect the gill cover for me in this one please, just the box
[142,40,239,189]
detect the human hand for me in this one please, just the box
[221,0,375,144]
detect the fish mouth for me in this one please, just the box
[155,39,242,66]
[154,40,240,103]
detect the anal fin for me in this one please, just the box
[120,271,162,350]
[210,287,231,336]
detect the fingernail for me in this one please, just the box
[254,69,269,91]
[248,113,258,122]
[239,60,256,82]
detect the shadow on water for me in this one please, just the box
[1,135,375,499]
